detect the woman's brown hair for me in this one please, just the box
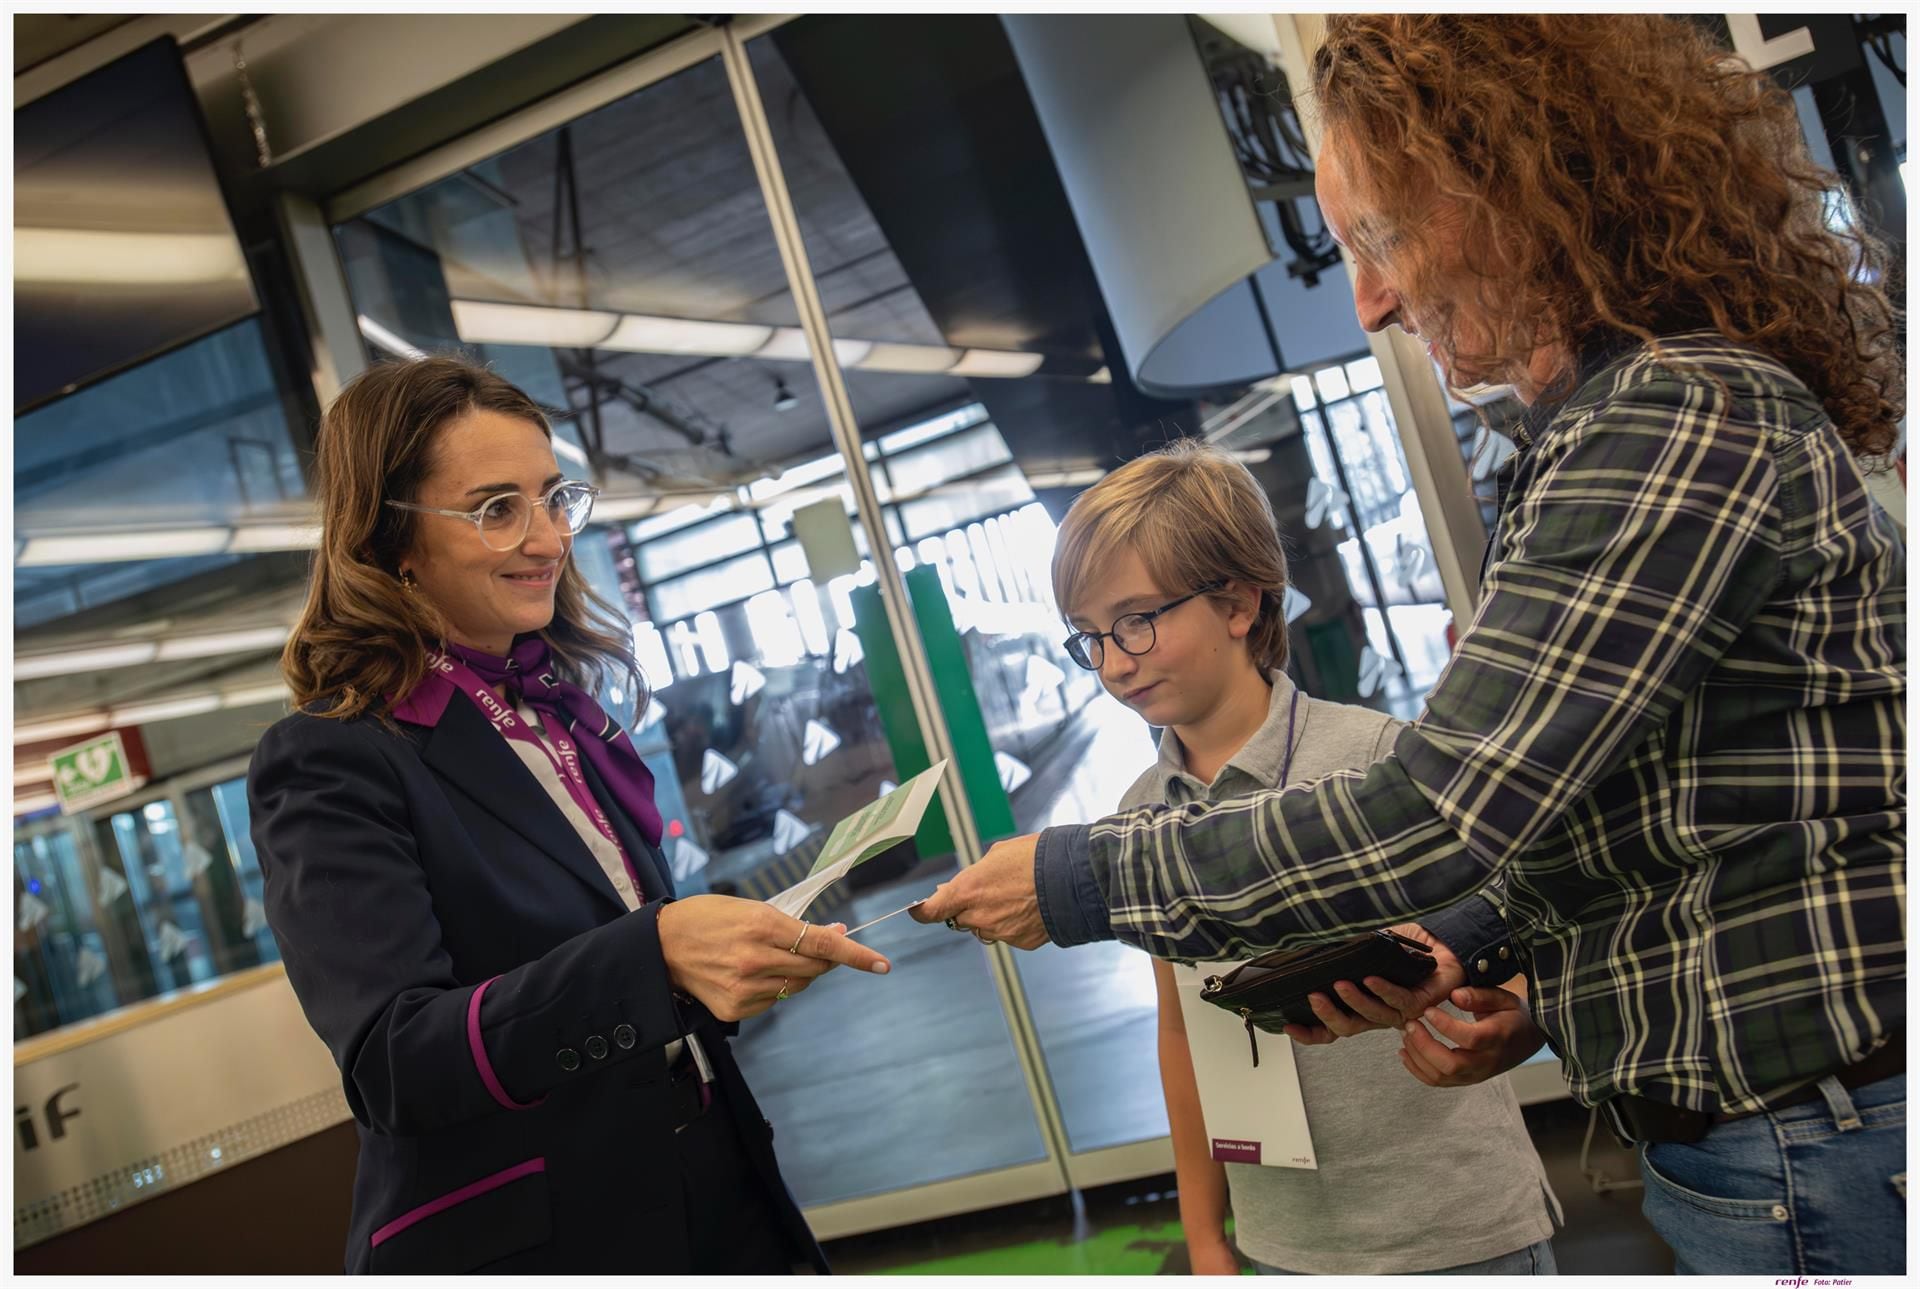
[1051,439,1290,673]
[283,356,640,721]
[1310,14,1903,461]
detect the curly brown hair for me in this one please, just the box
[1310,14,1903,461]
[284,356,640,723]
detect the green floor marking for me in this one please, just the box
[877,1217,1191,1276]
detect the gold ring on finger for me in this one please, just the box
[788,923,809,955]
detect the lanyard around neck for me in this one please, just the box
[429,652,644,893]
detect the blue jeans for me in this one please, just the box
[1638,1072,1906,1275]
[1254,1239,1556,1275]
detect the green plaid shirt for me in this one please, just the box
[1036,332,1906,1114]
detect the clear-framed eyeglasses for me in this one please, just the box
[386,480,600,552]
[1062,582,1223,671]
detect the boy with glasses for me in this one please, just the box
[1052,440,1559,1276]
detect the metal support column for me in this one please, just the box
[717,20,1080,1220]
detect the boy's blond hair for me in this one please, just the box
[1051,439,1290,672]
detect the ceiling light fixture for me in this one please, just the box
[109,694,223,726]
[947,349,1047,379]
[15,229,249,287]
[602,314,775,357]
[18,529,232,565]
[13,791,60,817]
[225,523,322,554]
[13,712,114,744]
[14,641,161,680]
[856,342,964,374]
[450,299,619,349]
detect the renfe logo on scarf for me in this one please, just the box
[430,654,523,732]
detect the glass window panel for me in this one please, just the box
[637,510,764,582]
[884,423,1015,497]
[1314,364,1352,402]
[343,39,1054,1207]
[747,450,848,502]
[14,319,304,630]
[1345,355,1385,392]
[876,402,989,453]
[650,551,776,621]
[898,465,1036,541]
[770,541,811,584]
[757,478,856,543]
[753,14,1479,1167]
[743,591,805,667]
[633,622,675,691]
[630,496,736,543]
[693,610,732,672]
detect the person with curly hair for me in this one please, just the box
[916,15,1904,1276]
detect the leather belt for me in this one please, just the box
[1602,1034,1904,1146]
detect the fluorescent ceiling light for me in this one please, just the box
[856,341,967,372]
[19,529,231,566]
[220,682,293,709]
[14,764,54,787]
[13,792,60,816]
[15,229,249,287]
[948,349,1046,379]
[450,300,618,349]
[14,712,114,744]
[110,694,223,725]
[357,314,427,360]
[156,626,290,662]
[754,328,812,362]
[15,641,160,680]
[227,524,321,553]
[1087,366,1112,384]
[830,338,874,367]
[602,314,774,357]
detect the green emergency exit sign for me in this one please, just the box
[50,732,141,813]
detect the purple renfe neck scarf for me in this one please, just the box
[435,637,664,848]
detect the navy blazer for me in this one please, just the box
[248,692,826,1274]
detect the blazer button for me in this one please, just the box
[613,1024,636,1050]
[557,1047,581,1072]
[585,1035,609,1061]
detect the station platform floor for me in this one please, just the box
[736,692,1676,1274]
[821,1100,1674,1275]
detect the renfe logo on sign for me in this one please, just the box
[50,732,142,814]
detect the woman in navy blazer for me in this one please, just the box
[250,357,890,1273]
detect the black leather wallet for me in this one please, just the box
[1197,930,1438,1066]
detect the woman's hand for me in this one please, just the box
[657,895,891,1023]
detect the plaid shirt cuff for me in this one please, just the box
[1422,893,1519,986]
[1035,823,1111,947]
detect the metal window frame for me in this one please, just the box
[1270,15,1487,621]
[323,14,795,226]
